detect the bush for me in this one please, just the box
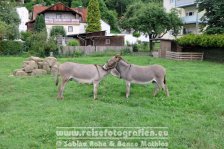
[74,49,84,57]
[68,39,80,46]
[23,31,58,57]
[20,31,32,41]
[121,47,132,55]
[176,34,224,48]
[50,26,66,37]
[0,40,23,55]
[132,44,138,52]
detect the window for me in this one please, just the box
[186,11,194,16]
[170,0,174,3]
[105,39,110,45]
[68,26,73,32]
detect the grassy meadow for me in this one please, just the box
[0,56,224,148]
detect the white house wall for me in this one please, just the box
[46,25,80,37]
[16,7,29,32]
[42,11,111,36]
[100,20,110,35]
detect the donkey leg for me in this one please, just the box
[153,81,160,97]
[93,81,99,100]
[157,79,169,97]
[126,81,131,98]
[164,84,170,97]
[57,78,69,99]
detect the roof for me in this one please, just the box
[68,31,106,37]
[30,2,87,23]
[32,5,48,20]
[72,7,88,23]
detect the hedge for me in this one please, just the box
[176,34,224,48]
[0,40,23,55]
[67,39,80,46]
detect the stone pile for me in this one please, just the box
[13,56,59,77]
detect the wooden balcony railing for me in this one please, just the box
[45,18,80,25]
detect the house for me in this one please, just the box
[67,31,124,46]
[163,0,206,39]
[26,2,110,37]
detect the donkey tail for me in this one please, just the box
[164,75,166,84]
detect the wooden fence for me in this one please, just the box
[165,51,204,61]
[59,46,131,55]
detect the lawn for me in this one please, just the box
[0,56,224,148]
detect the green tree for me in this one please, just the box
[121,2,182,51]
[105,0,135,17]
[34,14,46,32]
[0,21,7,40]
[98,0,118,31]
[86,0,101,32]
[50,26,66,37]
[168,9,183,38]
[197,0,224,34]
[0,0,20,40]
[71,0,83,7]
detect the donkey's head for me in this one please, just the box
[103,55,122,71]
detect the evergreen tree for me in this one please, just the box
[86,0,101,32]
[34,14,46,32]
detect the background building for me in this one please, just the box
[163,0,205,39]
[26,3,111,37]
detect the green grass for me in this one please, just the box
[0,56,224,148]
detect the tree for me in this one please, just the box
[197,0,224,34]
[120,2,182,51]
[86,0,101,32]
[0,0,20,40]
[0,21,7,40]
[34,14,46,32]
[105,0,135,17]
[71,0,83,7]
[98,0,118,31]
[50,26,66,37]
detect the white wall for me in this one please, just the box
[163,0,176,12]
[16,7,29,32]
[46,25,80,37]
[100,20,110,35]
[44,12,111,36]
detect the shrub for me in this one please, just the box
[121,47,132,55]
[74,49,84,57]
[23,31,58,57]
[50,26,66,37]
[132,44,138,52]
[176,34,224,48]
[68,39,80,46]
[20,31,32,41]
[133,31,141,38]
[0,40,23,55]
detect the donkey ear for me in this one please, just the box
[115,54,119,58]
[115,54,121,59]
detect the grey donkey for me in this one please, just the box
[55,62,113,99]
[103,55,170,98]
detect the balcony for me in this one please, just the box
[175,0,196,7]
[182,14,203,24]
[45,18,80,25]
